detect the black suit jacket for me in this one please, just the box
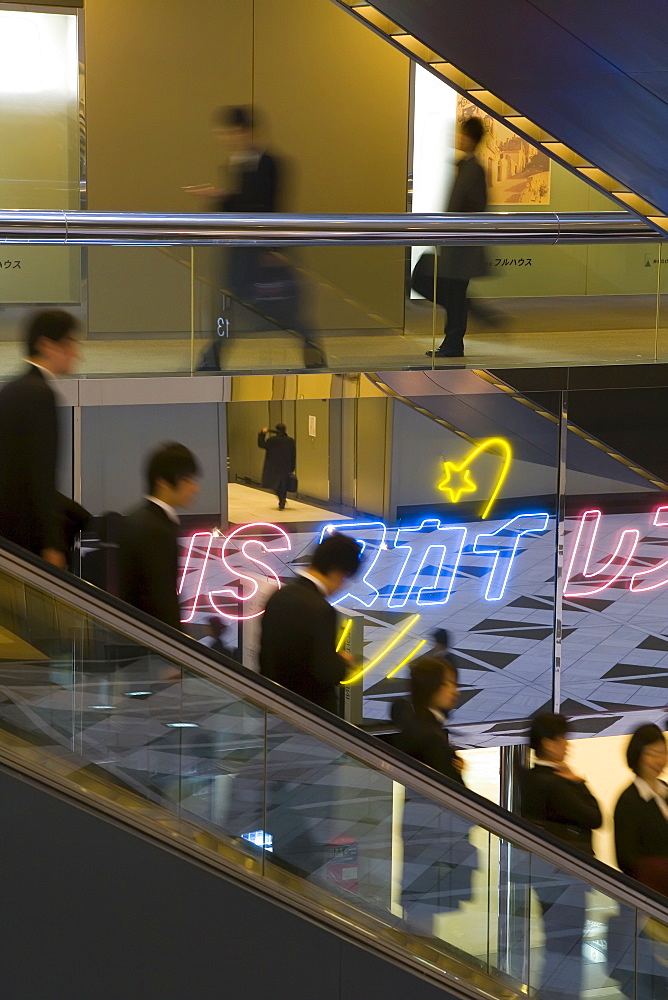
[441,154,489,281]
[0,365,64,555]
[521,763,602,856]
[259,575,347,713]
[119,500,181,631]
[614,780,668,880]
[258,431,296,491]
[395,710,464,785]
[218,151,279,213]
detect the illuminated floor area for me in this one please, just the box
[0,325,661,377]
[228,482,349,525]
[0,295,668,377]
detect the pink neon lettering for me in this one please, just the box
[630,506,668,593]
[179,531,215,624]
[564,509,639,598]
[208,523,291,621]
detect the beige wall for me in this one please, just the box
[85,0,253,213]
[253,0,409,329]
[83,0,410,338]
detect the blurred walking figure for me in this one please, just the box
[259,533,362,714]
[258,423,296,510]
[119,443,200,632]
[0,310,80,569]
[521,712,602,1000]
[424,116,489,360]
[187,105,326,370]
[428,627,460,669]
[199,615,239,661]
[610,724,668,999]
[394,656,477,934]
[614,724,668,892]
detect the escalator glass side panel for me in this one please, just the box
[0,554,665,1000]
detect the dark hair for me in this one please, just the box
[213,105,252,130]
[432,628,450,648]
[207,615,226,634]
[626,723,666,775]
[276,423,287,434]
[410,655,458,716]
[146,442,199,493]
[528,712,568,755]
[461,116,484,146]
[25,309,78,358]
[311,533,362,578]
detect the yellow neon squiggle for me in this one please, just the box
[385,639,427,679]
[336,618,353,653]
[437,437,513,520]
[343,613,421,686]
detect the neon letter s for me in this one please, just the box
[209,523,291,621]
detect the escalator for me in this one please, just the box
[332,0,668,227]
[0,536,666,1000]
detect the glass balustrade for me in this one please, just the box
[0,544,664,1000]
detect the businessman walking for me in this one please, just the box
[119,442,200,631]
[0,310,80,568]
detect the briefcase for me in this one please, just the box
[287,473,298,493]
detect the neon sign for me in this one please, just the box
[564,505,668,598]
[437,437,513,520]
[182,512,551,622]
[179,522,290,622]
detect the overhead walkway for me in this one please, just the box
[333,0,668,229]
[0,536,665,999]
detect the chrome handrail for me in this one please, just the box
[0,540,666,926]
[0,209,659,245]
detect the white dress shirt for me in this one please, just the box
[297,570,328,597]
[634,776,668,821]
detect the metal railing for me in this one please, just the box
[0,209,659,245]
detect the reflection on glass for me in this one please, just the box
[0,552,665,996]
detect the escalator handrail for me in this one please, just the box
[0,208,659,245]
[0,534,666,924]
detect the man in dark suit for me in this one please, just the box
[119,442,200,632]
[259,533,362,714]
[186,105,280,370]
[521,712,602,1000]
[0,309,80,568]
[426,116,489,360]
[258,423,296,510]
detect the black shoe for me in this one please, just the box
[425,349,464,359]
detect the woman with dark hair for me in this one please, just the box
[394,656,476,933]
[609,725,668,1000]
[522,712,602,856]
[521,713,602,1000]
[614,724,668,893]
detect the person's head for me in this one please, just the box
[431,628,450,653]
[459,116,484,154]
[410,655,459,715]
[626,724,667,782]
[25,309,79,376]
[529,712,569,763]
[146,442,200,509]
[205,615,227,639]
[213,105,253,152]
[309,532,362,596]
[276,422,287,435]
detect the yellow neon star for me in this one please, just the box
[435,438,513,519]
[438,464,478,503]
